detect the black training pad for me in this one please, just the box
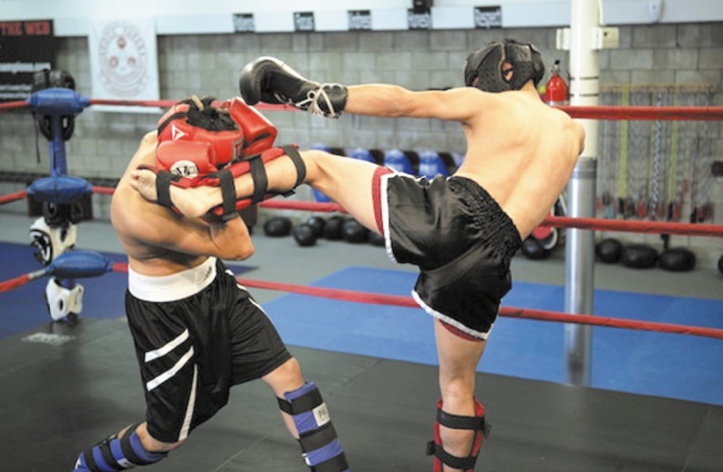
[0,318,721,472]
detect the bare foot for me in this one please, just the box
[130,168,158,202]
[130,168,213,218]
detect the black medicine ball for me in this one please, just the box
[342,219,369,244]
[368,231,386,247]
[659,247,696,272]
[520,237,551,260]
[293,224,318,247]
[595,238,623,264]
[263,216,292,237]
[621,243,658,269]
[718,254,723,276]
[305,216,326,238]
[323,215,345,240]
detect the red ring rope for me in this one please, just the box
[0,190,27,205]
[102,263,723,340]
[3,187,720,238]
[236,277,723,340]
[88,99,297,112]
[537,215,723,237]
[2,94,722,121]
[0,100,30,112]
[558,105,723,121]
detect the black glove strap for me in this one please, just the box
[216,169,238,220]
[156,171,174,209]
[281,145,306,188]
[248,155,268,204]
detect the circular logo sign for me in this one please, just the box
[97,21,148,97]
[170,160,200,178]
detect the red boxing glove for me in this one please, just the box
[155,140,218,184]
[224,97,277,156]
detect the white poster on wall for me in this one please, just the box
[88,17,160,113]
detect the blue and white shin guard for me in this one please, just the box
[278,382,350,472]
[73,424,167,471]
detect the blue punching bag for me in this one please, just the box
[383,149,414,174]
[350,148,375,163]
[418,151,450,179]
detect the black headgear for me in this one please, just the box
[464,39,545,93]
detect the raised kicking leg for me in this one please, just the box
[131,149,384,234]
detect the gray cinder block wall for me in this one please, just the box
[0,23,721,265]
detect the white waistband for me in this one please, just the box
[128,257,218,302]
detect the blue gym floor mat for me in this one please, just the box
[0,242,254,340]
[263,266,723,406]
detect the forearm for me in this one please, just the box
[208,216,254,260]
[345,84,414,117]
[168,185,223,219]
[165,153,304,220]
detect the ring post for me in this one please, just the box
[560,0,617,386]
[49,116,68,176]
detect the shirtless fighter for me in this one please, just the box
[132,38,585,471]
[72,97,350,472]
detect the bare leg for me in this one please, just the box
[434,319,487,471]
[261,357,305,438]
[131,150,383,233]
[133,422,185,452]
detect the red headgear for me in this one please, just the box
[154,96,278,183]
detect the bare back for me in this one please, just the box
[455,87,584,238]
[345,83,585,240]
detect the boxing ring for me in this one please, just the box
[1,88,723,471]
[0,87,722,336]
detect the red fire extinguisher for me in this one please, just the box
[545,60,568,106]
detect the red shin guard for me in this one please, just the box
[426,398,490,471]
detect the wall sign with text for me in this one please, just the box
[407,9,432,30]
[348,10,372,31]
[0,20,55,102]
[294,12,315,32]
[233,13,255,33]
[474,6,502,29]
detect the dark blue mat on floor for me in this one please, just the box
[0,242,254,340]
[0,243,129,338]
[263,266,723,406]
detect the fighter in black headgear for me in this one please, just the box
[464,38,545,93]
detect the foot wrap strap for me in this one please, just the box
[426,399,490,472]
[74,424,167,471]
[278,382,349,472]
